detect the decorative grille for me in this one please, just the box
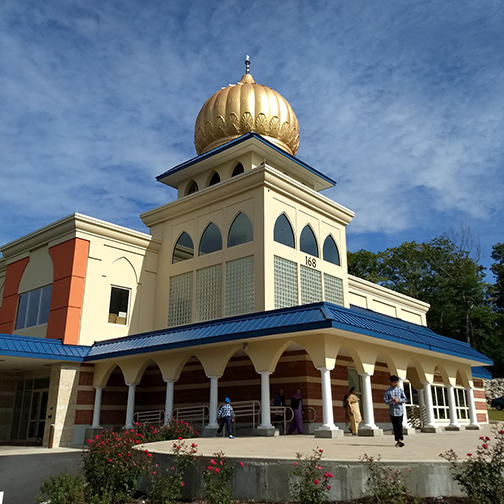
[167,272,193,327]
[300,265,322,304]
[324,273,344,306]
[225,256,254,316]
[274,256,298,308]
[196,264,223,321]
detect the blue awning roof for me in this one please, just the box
[471,366,492,379]
[84,302,492,365]
[0,333,90,361]
[0,303,492,367]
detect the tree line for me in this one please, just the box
[347,238,504,377]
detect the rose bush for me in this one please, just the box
[203,451,243,504]
[290,448,333,504]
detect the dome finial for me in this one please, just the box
[245,54,250,74]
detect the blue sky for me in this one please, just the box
[1,1,503,275]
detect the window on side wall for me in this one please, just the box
[15,284,52,330]
[108,286,130,325]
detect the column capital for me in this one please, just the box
[207,375,221,380]
[316,366,333,373]
[164,378,175,384]
[358,371,373,378]
[258,370,272,376]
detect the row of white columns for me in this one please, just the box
[90,371,480,433]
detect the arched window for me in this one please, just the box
[232,163,244,177]
[172,232,194,263]
[273,214,295,248]
[208,172,220,186]
[323,235,340,265]
[198,223,222,255]
[300,225,319,257]
[185,180,198,195]
[227,212,253,247]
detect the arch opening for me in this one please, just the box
[300,225,319,257]
[227,212,253,247]
[274,214,295,248]
[198,223,222,255]
[172,232,194,263]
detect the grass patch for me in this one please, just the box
[488,408,504,421]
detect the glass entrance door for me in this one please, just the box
[11,378,49,444]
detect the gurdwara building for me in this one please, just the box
[0,63,491,447]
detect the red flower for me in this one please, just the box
[178,436,183,440]
[327,485,331,490]
[485,436,490,441]
[479,436,484,440]
[180,481,185,487]
[191,442,197,448]
[220,460,223,466]
[467,453,472,457]
[215,467,220,473]
[319,449,324,453]
[240,462,244,468]
[108,458,113,462]
[207,465,212,470]
[147,453,152,457]
[499,430,504,435]
[87,438,92,444]
[210,459,217,465]
[294,462,299,466]
[482,443,488,449]
[314,479,319,485]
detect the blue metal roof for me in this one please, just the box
[155,133,337,187]
[85,302,492,365]
[471,366,492,379]
[0,333,90,361]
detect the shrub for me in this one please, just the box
[83,429,153,502]
[37,473,87,504]
[203,451,239,504]
[360,454,412,504]
[440,425,504,504]
[148,440,198,504]
[134,420,199,443]
[290,448,333,504]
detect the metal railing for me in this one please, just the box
[134,410,164,425]
[270,405,294,434]
[406,404,423,429]
[218,400,261,431]
[173,405,209,430]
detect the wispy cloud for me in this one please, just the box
[0,0,502,266]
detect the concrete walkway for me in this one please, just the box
[147,424,496,463]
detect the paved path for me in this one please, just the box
[147,424,497,463]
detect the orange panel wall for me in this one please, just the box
[0,257,30,333]
[47,238,90,344]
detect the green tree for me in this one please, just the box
[491,243,504,313]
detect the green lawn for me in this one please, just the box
[488,408,504,421]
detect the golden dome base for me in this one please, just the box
[201,133,294,156]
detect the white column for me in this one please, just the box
[163,380,175,426]
[360,372,378,430]
[207,376,219,428]
[398,379,409,428]
[124,383,136,429]
[446,384,460,429]
[318,367,337,429]
[466,387,480,429]
[423,382,436,428]
[259,371,273,429]
[91,386,102,429]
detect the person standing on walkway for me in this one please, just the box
[288,388,304,434]
[346,387,362,435]
[216,397,235,439]
[384,375,407,447]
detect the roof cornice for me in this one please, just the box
[1,213,161,261]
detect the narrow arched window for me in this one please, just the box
[228,213,253,247]
[186,180,198,195]
[274,214,295,248]
[300,225,319,257]
[208,172,220,186]
[323,235,340,265]
[198,223,222,255]
[232,163,244,177]
[172,232,194,263]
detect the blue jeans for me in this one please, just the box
[217,416,232,436]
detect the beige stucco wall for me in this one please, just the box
[348,275,429,326]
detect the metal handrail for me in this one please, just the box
[218,400,261,429]
[270,405,294,434]
[134,410,164,425]
[173,405,209,429]
[406,404,423,429]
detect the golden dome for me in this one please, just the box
[194,71,299,156]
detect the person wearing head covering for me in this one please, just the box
[346,387,362,435]
[217,397,235,439]
[288,387,304,434]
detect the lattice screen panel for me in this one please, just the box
[324,273,344,306]
[167,272,193,327]
[196,264,223,321]
[225,256,254,316]
[274,255,298,309]
[300,265,322,304]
